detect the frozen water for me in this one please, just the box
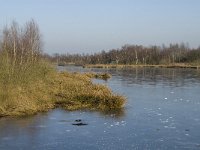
[1,67,200,150]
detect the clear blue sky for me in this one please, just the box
[0,0,200,54]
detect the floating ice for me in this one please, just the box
[110,114,115,117]
[185,134,189,136]
[164,98,168,100]
[37,125,46,128]
[169,126,176,129]
[159,139,164,142]
[66,130,71,132]
[1,137,12,141]
[160,119,169,123]
[115,122,120,126]
[49,117,56,120]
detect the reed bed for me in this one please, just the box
[0,67,126,117]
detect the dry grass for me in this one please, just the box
[84,64,200,69]
[52,72,125,110]
[0,70,126,117]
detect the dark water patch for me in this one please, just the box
[185,129,190,132]
[72,119,88,126]
[75,119,82,122]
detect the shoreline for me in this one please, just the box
[0,72,125,118]
[83,64,200,69]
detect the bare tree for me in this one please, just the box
[1,19,42,68]
[24,19,42,63]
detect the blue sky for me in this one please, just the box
[0,0,200,54]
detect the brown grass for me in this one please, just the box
[83,64,200,69]
[0,71,126,117]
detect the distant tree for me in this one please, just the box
[49,43,200,65]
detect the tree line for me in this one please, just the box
[47,43,200,65]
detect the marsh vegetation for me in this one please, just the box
[0,20,125,117]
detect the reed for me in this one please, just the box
[0,65,126,117]
[52,72,125,111]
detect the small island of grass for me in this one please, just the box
[0,20,126,117]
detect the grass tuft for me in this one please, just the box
[0,67,126,117]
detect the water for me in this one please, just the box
[1,66,200,150]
